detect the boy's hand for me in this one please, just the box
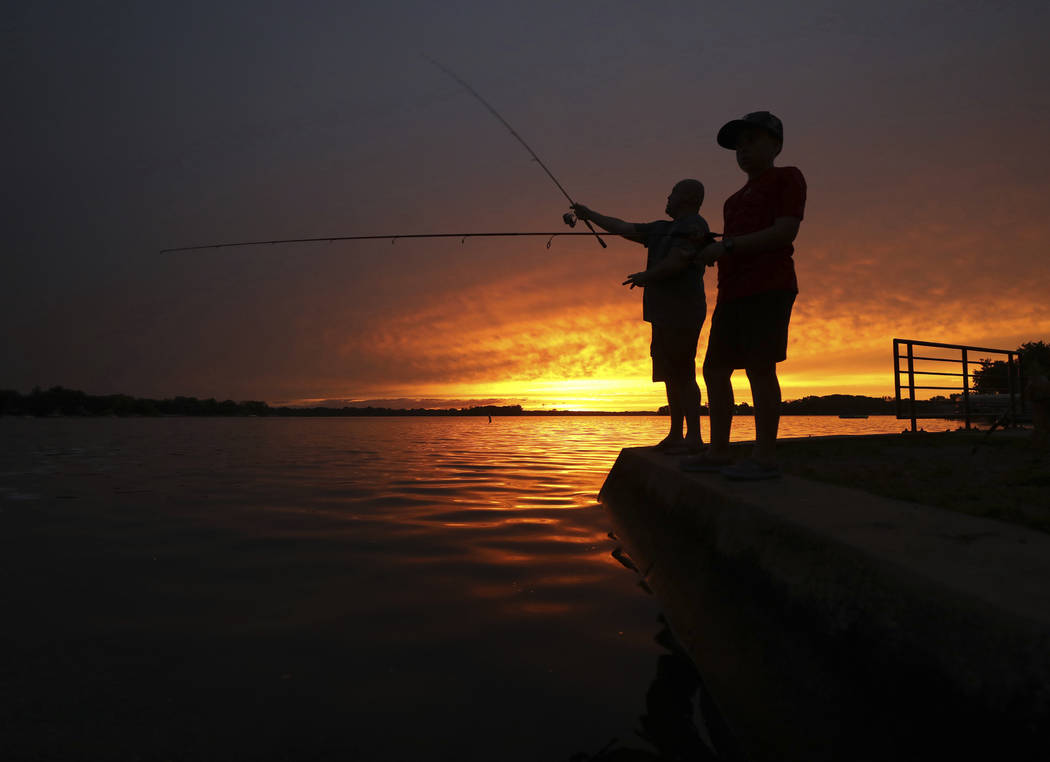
[571,203,592,222]
[622,270,651,289]
[700,241,725,266]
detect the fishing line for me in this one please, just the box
[423,55,607,249]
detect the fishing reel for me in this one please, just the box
[562,211,577,228]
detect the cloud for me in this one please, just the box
[8,1,1050,411]
[337,262,650,385]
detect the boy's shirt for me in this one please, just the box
[717,166,806,302]
[636,213,710,330]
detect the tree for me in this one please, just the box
[971,340,1050,394]
[1019,340,1050,376]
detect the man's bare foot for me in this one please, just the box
[653,434,685,451]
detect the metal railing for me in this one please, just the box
[893,338,1024,432]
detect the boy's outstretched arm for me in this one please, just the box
[572,204,646,244]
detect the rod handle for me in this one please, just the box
[583,219,607,248]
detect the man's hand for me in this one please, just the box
[622,270,651,289]
[570,204,643,240]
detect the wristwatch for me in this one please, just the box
[722,236,735,254]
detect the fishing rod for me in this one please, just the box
[162,62,612,255]
[160,231,613,255]
[424,55,607,249]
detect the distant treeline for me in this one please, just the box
[782,394,906,415]
[0,387,529,418]
[1,386,960,418]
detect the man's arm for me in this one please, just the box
[572,204,646,244]
[700,216,800,264]
[622,243,695,288]
[622,224,715,288]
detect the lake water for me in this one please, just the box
[0,416,945,760]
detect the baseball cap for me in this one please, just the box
[717,111,784,149]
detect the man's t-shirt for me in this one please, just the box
[635,213,710,329]
[717,166,806,303]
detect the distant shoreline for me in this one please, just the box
[2,387,961,419]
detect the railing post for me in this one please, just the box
[1018,354,1028,416]
[906,342,917,432]
[961,348,970,430]
[893,339,902,419]
[1007,352,1018,424]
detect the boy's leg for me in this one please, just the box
[746,364,781,464]
[746,291,794,464]
[703,364,734,459]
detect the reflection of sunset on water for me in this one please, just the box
[0,412,972,757]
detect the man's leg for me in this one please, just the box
[653,325,686,448]
[678,372,703,448]
[681,328,704,448]
[653,325,676,448]
[703,364,734,459]
[664,381,684,442]
[746,364,781,464]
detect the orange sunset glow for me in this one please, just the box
[285,221,1050,410]
[7,1,1049,411]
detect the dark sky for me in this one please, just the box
[5,1,1049,408]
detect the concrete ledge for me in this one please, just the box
[599,446,1050,762]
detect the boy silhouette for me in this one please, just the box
[683,112,806,479]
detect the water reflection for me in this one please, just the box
[565,539,744,762]
[0,416,944,758]
[1,418,678,758]
[571,612,744,762]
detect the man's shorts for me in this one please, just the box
[703,290,796,371]
[651,323,701,383]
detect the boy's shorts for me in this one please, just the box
[651,323,701,382]
[703,290,796,371]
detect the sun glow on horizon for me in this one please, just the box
[278,249,1050,412]
[283,369,905,411]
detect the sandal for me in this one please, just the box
[721,458,781,481]
[661,442,705,456]
[680,454,732,473]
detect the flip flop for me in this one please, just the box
[680,454,732,473]
[721,458,781,481]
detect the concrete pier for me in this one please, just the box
[599,447,1050,761]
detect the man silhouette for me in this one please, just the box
[574,180,712,453]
